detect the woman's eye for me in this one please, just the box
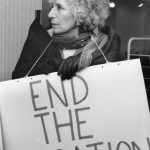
[49,4,54,10]
[57,4,63,10]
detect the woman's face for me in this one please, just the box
[48,0,77,35]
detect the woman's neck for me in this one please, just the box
[53,26,79,38]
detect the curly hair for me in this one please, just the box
[68,0,110,32]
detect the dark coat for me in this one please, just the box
[12,18,124,79]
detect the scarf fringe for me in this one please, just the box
[78,33,107,70]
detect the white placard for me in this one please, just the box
[0,59,150,150]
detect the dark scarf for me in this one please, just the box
[52,32,91,49]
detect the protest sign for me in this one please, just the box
[0,59,150,150]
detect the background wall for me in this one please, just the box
[0,0,42,81]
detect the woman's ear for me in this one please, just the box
[70,6,79,26]
[70,5,77,18]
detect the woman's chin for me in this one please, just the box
[53,29,64,35]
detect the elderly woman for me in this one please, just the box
[12,0,123,80]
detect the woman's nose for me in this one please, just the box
[48,7,55,19]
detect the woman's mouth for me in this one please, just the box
[52,24,59,27]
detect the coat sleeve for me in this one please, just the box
[12,18,61,79]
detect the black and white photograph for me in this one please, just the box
[0,0,150,149]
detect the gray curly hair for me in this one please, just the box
[68,0,110,32]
